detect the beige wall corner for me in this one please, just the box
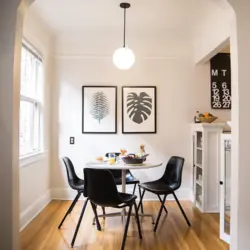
[0,1,22,249]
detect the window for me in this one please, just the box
[19,43,43,157]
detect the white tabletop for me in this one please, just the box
[86,160,163,170]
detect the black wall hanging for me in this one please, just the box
[210,53,231,109]
[122,86,157,134]
[82,86,117,134]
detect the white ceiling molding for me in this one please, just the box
[28,0,205,37]
[53,54,192,62]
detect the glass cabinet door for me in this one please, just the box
[220,138,231,244]
[192,133,196,195]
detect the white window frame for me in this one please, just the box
[19,40,45,165]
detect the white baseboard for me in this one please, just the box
[51,187,192,201]
[51,188,84,200]
[20,190,52,231]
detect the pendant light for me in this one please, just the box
[113,2,135,70]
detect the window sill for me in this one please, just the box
[19,151,48,168]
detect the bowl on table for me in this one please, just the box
[122,154,149,165]
[198,116,217,123]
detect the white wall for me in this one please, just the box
[192,1,233,123]
[229,0,250,249]
[19,9,54,230]
[0,1,23,248]
[194,0,234,63]
[51,31,194,200]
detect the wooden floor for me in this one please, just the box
[20,200,229,250]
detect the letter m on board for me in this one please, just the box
[211,69,218,76]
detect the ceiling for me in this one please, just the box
[29,0,208,35]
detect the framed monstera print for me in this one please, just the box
[122,86,157,134]
[82,86,117,134]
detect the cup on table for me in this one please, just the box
[108,153,116,165]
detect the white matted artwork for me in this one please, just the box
[122,86,157,134]
[82,86,117,134]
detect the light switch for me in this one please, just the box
[70,137,75,145]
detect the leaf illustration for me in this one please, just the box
[89,91,109,123]
[127,92,152,124]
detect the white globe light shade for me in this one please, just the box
[113,47,135,70]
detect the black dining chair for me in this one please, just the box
[83,168,142,250]
[59,157,105,247]
[137,156,191,232]
[105,152,144,213]
[58,157,85,229]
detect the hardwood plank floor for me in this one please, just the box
[20,200,229,250]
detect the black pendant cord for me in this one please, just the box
[123,7,126,47]
[120,3,130,48]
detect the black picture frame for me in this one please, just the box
[122,86,157,134]
[82,86,117,134]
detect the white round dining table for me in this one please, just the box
[86,160,163,193]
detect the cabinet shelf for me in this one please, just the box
[196,163,203,169]
[196,201,203,210]
[196,180,202,186]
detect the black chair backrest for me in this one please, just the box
[62,157,80,189]
[105,152,124,178]
[84,168,122,207]
[160,156,185,191]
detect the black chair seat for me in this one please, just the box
[114,173,139,185]
[90,192,137,208]
[118,192,137,204]
[70,179,84,190]
[139,180,174,194]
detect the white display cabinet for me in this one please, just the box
[191,123,225,213]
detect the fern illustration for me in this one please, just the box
[127,92,152,124]
[89,91,109,123]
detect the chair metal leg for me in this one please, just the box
[58,192,81,229]
[71,198,89,247]
[138,188,145,213]
[153,195,167,232]
[157,194,168,214]
[91,202,102,231]
[121,205,133,250]
[68,192,82,214]
[101,206,106,216]
[172,192,191,227]
[132,183,137,195]
[133,202,142,239]
[93,207,106,225]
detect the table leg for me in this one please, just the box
[122,169,126,193]
[121,169,126,222]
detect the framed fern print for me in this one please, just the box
[122,86,156,134]
[82,86,117,134]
